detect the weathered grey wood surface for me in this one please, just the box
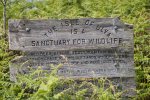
[10,48,134,81]
[8,18,133,51]
[9,18,135,82]
[9,18,135,97]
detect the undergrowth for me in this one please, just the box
[0,0,150,99]
[1,64,123,100]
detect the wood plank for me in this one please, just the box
[9,18,135,97]
[8,18,133,51]
[10,48,135,81]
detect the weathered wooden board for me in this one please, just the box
[10,48,135,82]
[8,18,133,51]
[9,18,135,97]
[9,18,134,79]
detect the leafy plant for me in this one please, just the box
[0,0,149,99]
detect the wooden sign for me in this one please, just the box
[8,18,133,51]
[9,18,134,77]
[9,18,135,97]
[9,18,135,76]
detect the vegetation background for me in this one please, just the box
[0,0,149,99]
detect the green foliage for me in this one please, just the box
[0,0,149,99]
[0,65,121,100]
